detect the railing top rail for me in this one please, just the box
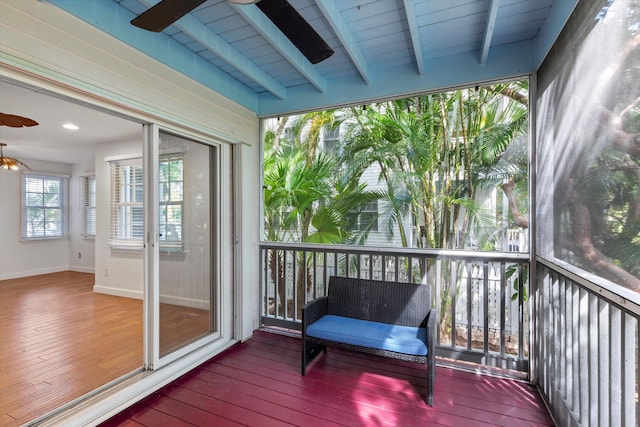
[537,256,640,316]
[260,241,530,262]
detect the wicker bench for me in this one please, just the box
[301,276,436,406]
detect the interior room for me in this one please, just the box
[0,81,142,423]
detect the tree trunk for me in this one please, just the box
[502,176,529,228]
[567,180,640,292]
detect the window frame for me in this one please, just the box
[346,200,379,232]
[108,155,184,250]
[158,155,184,250]
[80,174,96,239]
[323,125,341,154]
[21,172,69,241]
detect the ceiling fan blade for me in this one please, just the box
[131,0,207,32]
[257,0,334,64]
[0,113,39,127]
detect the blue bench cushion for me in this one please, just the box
[306,315,427,356]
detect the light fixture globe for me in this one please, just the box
[0,143,29,170]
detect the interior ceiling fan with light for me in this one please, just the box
[130,0,335,64]
[0,112,38,128]
[0,143,30,170]
[0,112,37,170]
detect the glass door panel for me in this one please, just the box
[157,131,216,357]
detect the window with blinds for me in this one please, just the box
[109,158,144,248]
[21,173,69,240]
[158,156,183,248]
[346,200,379,232]
[323,125,341,154]
[108,156,184,249]
[81,175,96,238]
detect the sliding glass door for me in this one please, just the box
[158,131,216,357]
[145,126,219,367]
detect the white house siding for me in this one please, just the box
[357,163,407,248]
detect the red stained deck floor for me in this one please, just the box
[102,330,553,427]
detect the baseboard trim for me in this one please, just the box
[94,285,208,309]
[93,285,143,300]
[0,267,68,281]
[69,266,95,274]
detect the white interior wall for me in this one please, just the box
[93,139,144,299]
[68,160,98,274]
[0,159,73,280]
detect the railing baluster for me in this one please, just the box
[588,292,599,426]
[560,272,566,407]
[322,250,327,291]
[518,263,525,359]
[483,261,489,354]
[548,269,556,410]
[623,313,639,427]
[436,259,442,347]
[500,262,506,357]
[394,255,399,283]
[599,297,611,426]
[369,254,374,279]
[451,260,457,348]
[310,250,315,301]
[571,281,579,415]
[578,288,588,424]
[262,248,267,317]
[466,261,472,351]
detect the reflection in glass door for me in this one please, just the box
[157,131,216,357]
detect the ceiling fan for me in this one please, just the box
[0,113,37,170]
[0,112,38,128]
[130,0,334,64]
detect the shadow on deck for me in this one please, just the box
[102,330,553,426]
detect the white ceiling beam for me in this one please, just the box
[232,3,327,93]
[402,0,425,76]
[315,0,373,85]
[480,0,500,65]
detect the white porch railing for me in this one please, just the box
[260,242,530,372]
[535,258,639,427]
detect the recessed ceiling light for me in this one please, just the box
[63,123,79,130]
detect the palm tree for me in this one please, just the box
[341,82,530,337]
[263,115,383,315]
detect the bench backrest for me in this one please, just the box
[327,276,432,327]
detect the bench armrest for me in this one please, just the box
[425,309,436,346]
[302,296,328,332]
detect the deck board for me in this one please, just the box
[102,331,554,427]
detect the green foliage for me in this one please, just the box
[506,264,529,301]
[263,81,530,251]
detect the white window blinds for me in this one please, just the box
[21,173,69,240]
[109,158,144,248]
[81,175,96,238]
[158,156,184,248]
[108,156,184,249]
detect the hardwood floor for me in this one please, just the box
[0,271,143,426]
[159,302,211,357]
[101,330,554,427]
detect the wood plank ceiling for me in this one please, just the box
[49,0,579,116]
